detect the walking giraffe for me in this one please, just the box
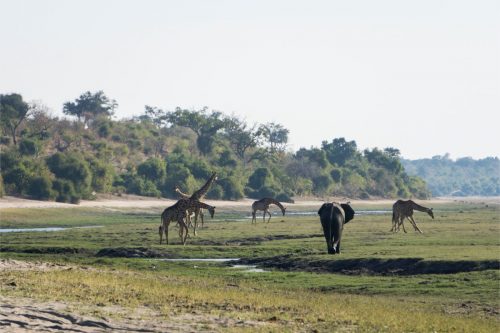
[391,199,434,233]
[251,198,286,223]
[159,198,216,245]
[174,172,217,232]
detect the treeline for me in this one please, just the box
[402,155,500,196]
[0,91,430,203]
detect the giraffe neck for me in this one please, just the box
[191,201,213,210]
[190,172,217,200]
[410,201,430,213]
[175,187,190,199]
[267,198,285,214]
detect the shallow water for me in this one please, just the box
[231,264,268,273]
[155,258,267,273]
[0,226,104,233]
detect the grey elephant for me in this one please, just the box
[318,202,355,254]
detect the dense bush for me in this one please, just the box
[46,152,92,198]
[53,179,80,204]
[28,175,55,200]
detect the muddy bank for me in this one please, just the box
[193,233,323,246]
[237,255,500,275]
[96,247,166,258]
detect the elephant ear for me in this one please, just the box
[341,204,355,223]
[318,203,330,216]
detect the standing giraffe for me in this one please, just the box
[251,198,286,223]
[159,198,216,245]
[174,172,217,232]
[174,185,197,227]
[391,199,434,233]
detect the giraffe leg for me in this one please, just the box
[266,210,272,223]
[193,210,198,236]
[200,210,204,228]
[390,214,398,232]
[177,217,188,245]
[159,225,163,244]
[262,210,266,222]
[408,216,423,233]
[165,222,169,245]
[400,217,407,233]
[251,210,256,223]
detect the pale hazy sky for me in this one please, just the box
[1,0,499,159]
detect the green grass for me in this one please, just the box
[1,202,499,332]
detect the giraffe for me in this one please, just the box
[251,198,286,223]
[159,198,216,245]
[391,199,434,234]
[174,185,197,227]
[174,172,217,232]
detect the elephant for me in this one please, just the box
[318,202,355,254]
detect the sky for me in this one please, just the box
[1,0,499,159]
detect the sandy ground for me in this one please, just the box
[0,259,271,332]
[2,194,496,210]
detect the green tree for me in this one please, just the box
[165,107,227,155]
[321,138,358,166]
[0,93,30,145]
[224,116,262,160]
[259,122,289,152]
[63,91,117,127]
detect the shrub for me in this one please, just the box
[19,138,39,156]
[312,174,333,194]
[3,165,30,195]
[206,185,224,200]
[218,177,244,200]
[276,192,294,203]
[53,179,80,203]
[88,158,115,193]
[137,158,166,184]
[46,152,91,197]
[28,175,55,200]
[0,174,4,197]
[0,136,11,145]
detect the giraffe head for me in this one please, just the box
[427,208,434,219]
[207,205,215,218]
[281,207,286,216]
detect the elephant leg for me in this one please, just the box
[321,221,335,254]
[332,232,342,254]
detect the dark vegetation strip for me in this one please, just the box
[237,255,500,276]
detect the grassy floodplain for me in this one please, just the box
[0,199,499,332]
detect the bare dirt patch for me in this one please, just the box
[0,295,270,333]
[0,260,273,332]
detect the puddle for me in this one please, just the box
[231,264,268,273]
[155,258,267,273]
[0,226,104,233]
